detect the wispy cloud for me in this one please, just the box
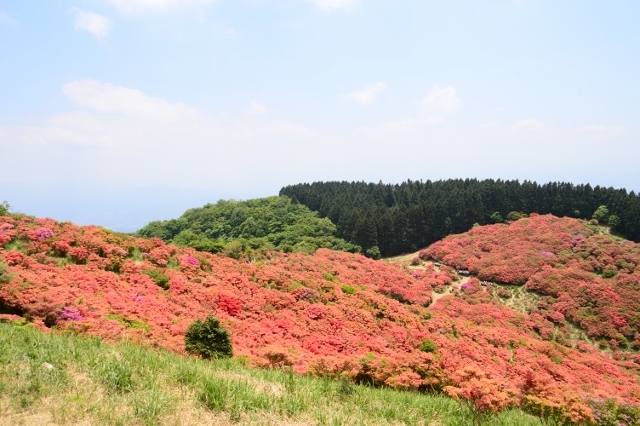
[579,125,628,138]
[72,8,111,40]
[358,85,462,138]
[419,86,462,115]
[0,80,319,188]
[63,79,198,120]
[347,82,387,106]
[417,86,462,125]
[245,101,267,116]
[308,0,358,11]
[103,0,214,15]
[510,119,544,132]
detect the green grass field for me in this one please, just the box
[0,321,544,425]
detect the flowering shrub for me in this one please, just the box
[185,256,200,266]
[217,293,241,316]
[585,398,640,426]
[1,215,640,423]
[58,306,83,322]
[34,227,55,241]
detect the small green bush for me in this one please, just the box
[0,262,13,284]
[507,211,527,221]
[365,246,382,260]
[419,338,437,353]
[223,240,244,260]
[322,272,337,282]
[341,285,356,295]
[142,269,170,289]
[185,315,233,359]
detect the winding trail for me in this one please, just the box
[384,251,470,307]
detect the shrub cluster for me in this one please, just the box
[184,315,233,359]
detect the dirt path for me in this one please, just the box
[384,250,469,308]
[429,276,468,306]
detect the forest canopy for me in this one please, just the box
[136,196,361,256]
[280,179,640,257]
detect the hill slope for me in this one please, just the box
[280,179,640,256]
[2,214,640,423]
[136,196,360,255]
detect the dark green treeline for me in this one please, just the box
[280,179,640,257]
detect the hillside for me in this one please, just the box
[2,214,640,424]
[280,179,640,257]
[136,196,360,256]
[422,214,640,352]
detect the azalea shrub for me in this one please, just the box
[423,214,640,350]
[2,214,640,424]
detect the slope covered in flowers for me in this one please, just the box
[423,214,640,354]
[2,214,640,423]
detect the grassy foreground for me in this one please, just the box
[0,321,543,426]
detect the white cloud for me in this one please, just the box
[419,86,462,115]
[245,101,267,116]
[63,79,198,120]
[579,125,628,138]
[347,82,387,106]
[510,119,544,132]
[72,8,111,40]
[309,0,358,11]
[104,0,214,14]
[0,80,320,189]
[359,118,418,138]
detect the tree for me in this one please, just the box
[365,245,382,260]
[490,212,504,224]
[608,214,621,229]
[0,201,9,216]
[592,205,610,223]
[184,315,233,359]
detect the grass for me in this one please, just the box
[0,321,545,426]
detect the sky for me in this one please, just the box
[1,0,639,231]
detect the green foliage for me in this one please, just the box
[0,321,553,426]
[172,230,224,253]
[341,284,356,295]
[136,196,357,256]
[592,205,610,223]
[490,212,504,224]
[419,338,437,352]
[98,358,135,394]
[280,179,640,257]
[608,214,621,229]
[506,211,527,221]
[322,272,337,282]
[184,315,233,359]
[0,200,9,216]
[105,314,150,331]
[0,261,13,284]
[142,269,170,289]
[365,245,382,260]
[223,240,244,260]
[585,398,640,426]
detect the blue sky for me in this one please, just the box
[1,0,639,231]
